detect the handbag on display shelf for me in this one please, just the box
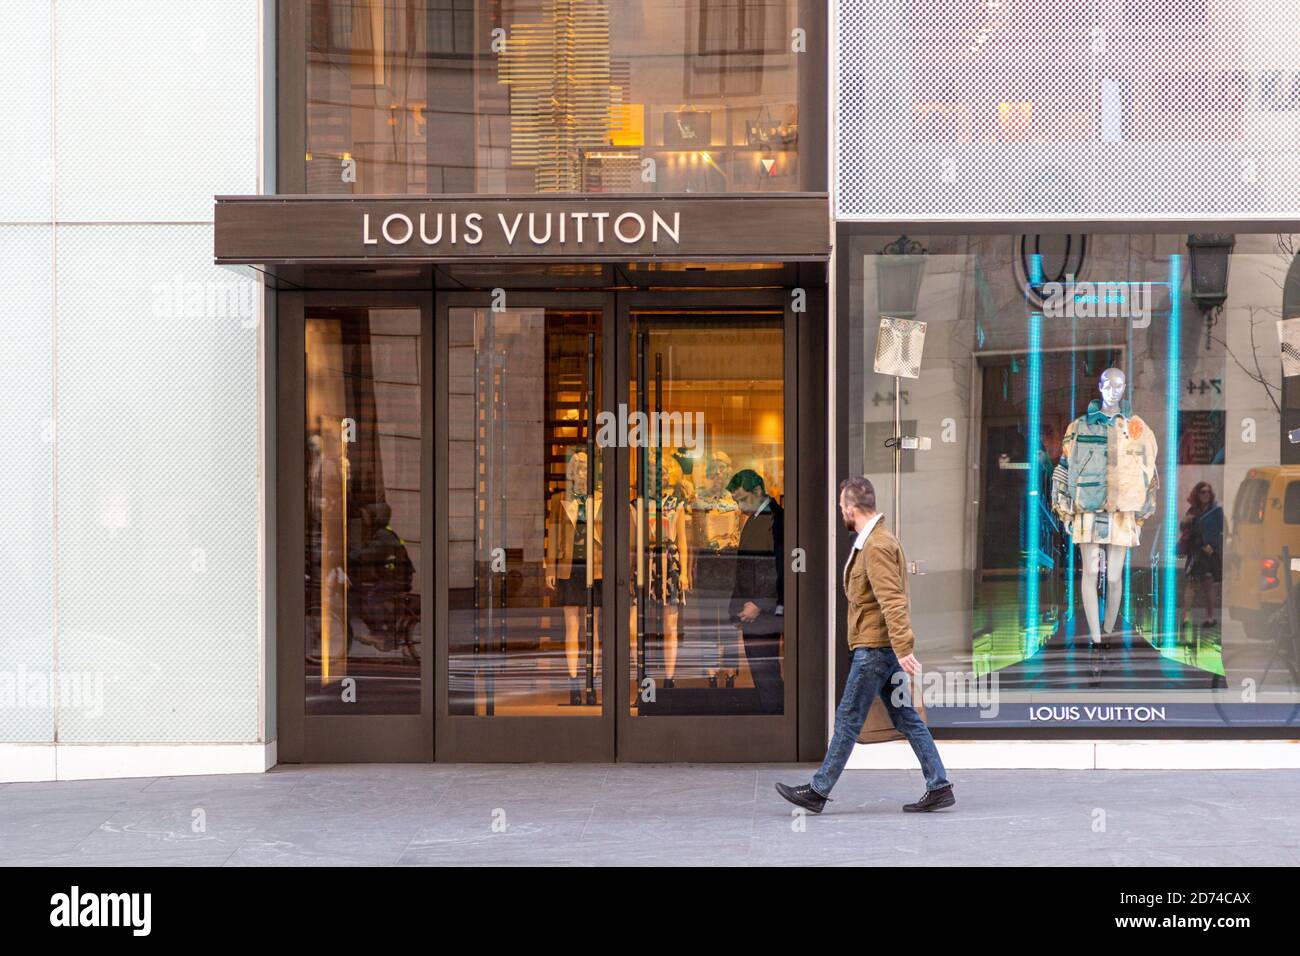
[746,105,798,147]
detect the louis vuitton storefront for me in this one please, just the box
[215,0,831,764]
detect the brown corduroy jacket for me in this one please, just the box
[843,518,928,743]
[844,521,915,658]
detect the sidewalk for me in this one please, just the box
[2,765,1296,866]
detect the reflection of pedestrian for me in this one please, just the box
[727,469,784,714]
[1179,482,1223,628]
[776,476,953,815]
[350,502,415,648]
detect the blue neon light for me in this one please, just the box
[1161,255,1182,645]
[1026,254,1043,654]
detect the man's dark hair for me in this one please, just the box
[839,476,876,512]
[726,468,765,495]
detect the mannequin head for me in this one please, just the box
[706,450,733,490]
[659,455,684,490]
[566,450,589,495]
[1099,368,1126,410]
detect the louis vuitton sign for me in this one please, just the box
[363,208,682,249]
[214,195,829,264]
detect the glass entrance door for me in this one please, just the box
[616,297,799,761]
[436,290,800,761]
[279,290,434,763]
[436,292,615,760]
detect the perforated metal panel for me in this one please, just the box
[836,0,1300,219]
[55,225,259,743]
[0,227,55,743]
[1,0,263,748]
[1,1,52,221]
[54,0,259,221]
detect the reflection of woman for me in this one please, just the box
[1179,481,1223,629]
[546,450,602,706]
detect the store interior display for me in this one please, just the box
[846,234,1300,711]
[545,450,603,706]
[1051,368,1160,654]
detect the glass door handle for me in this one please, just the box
[636,498,645,587]
[909,560,927,576]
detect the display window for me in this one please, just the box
[845,231,1300,729]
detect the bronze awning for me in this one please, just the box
[214,193,830,267]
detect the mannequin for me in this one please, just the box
[545,450,602,705]
[1051,368,1159,650]
[686,450,741,687]
[649,455,691,687]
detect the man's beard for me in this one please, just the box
[843,515,856,531]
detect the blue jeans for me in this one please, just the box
[811,646,950,797]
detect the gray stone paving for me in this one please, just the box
[1,765,1297,866]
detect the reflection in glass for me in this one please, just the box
[304,0,807,194]
[628,315,785,715]
[849,235,1300,722]
[305,307,422,714]
[448,308,603,715]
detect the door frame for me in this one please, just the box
[279,281,826,762]
[614,288,802,761]
[276,289,436,762]
[433,290,618,761]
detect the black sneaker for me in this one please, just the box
[903,785,955,813]
[774,782,829,813]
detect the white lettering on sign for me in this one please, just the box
[1041,274,1154,327]
[361,210,681,250]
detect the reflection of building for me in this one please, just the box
[498,0,613,192]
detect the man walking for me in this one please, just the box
[776,476,954,813]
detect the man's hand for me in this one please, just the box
[1202,544,1214,555]
[739,601,761,623]
[898,653,921,677]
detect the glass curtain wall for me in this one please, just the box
[304,0,807,194]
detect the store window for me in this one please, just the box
[846,231,1300,729]
[304,306,424,715]
[302,0,813,194]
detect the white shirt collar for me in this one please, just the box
[753,495,771,516]
[853,512,885,551]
